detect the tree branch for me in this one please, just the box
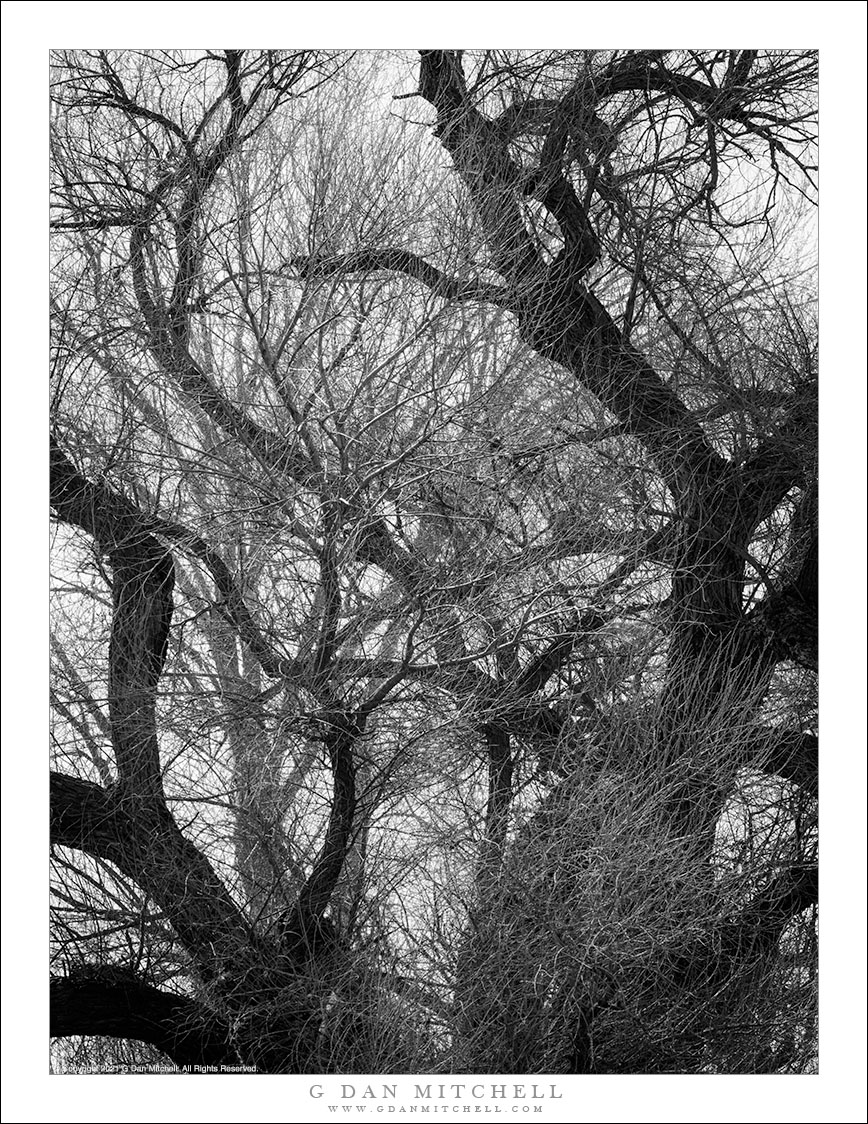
[673,863,818,991]
[51,973,235,1068]
[418,50,541,284]
[294,711,364,935]
[479,721,513,888]
[748,539,817,671]
[417,52,725,502]
[50,772,121,860]
[752,730,817,794]
[51,438,174,798]
[50,771,259,978]
[290,248,512,307]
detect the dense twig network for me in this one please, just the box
[50,48,817,1074]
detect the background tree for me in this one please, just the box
[50,47,817,1074]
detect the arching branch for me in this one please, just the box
[50,974,235,1068]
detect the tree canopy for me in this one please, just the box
[49,48,818,1075]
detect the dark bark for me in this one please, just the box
[50,48,817,1075]
[755,533,818,670]
[293,711,363,941]
[51,439,174,798]
[50,975,235,1068]
[672,862,818,991]
[50,767,325,1072]
[50,770,260,979]
[290,247,511,307]
[50,444,325,1072]
[480,721,513,880]
[410,50,817,1069]
[753,729,817,794]
[50,444,262,974]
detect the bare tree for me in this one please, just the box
[50,48,817,1074]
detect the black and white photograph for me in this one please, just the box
[1,5,866,1122]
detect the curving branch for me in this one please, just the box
[417,50,724,500]
[51,767,328,1069]
[715,863,818,977]
[289,248,512,307]
[418,50,541,284]
[51,438,174,799]
[598,55,812,131]
[51,974,235,1068]
[293,711,364,938]
[50,440,270,983]
[669,862,818,994]
[50,771,258,976]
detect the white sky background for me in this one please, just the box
[2,4,866,1123]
